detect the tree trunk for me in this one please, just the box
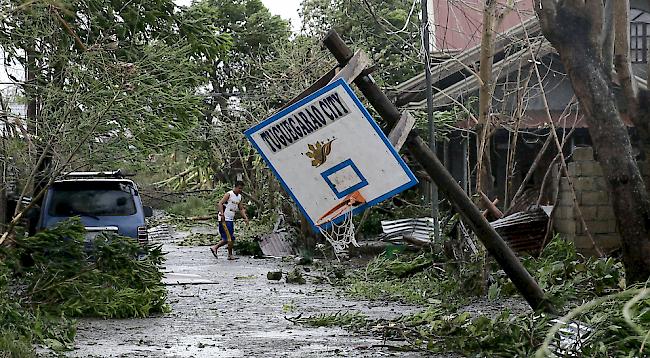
[569,54,650,282]
[476,0,498,197]
[601,0,615,75]
[535,1,650,283]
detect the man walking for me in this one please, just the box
[210,181,249,260]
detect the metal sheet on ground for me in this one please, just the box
[259,232,294,257]
[163,272,214,285]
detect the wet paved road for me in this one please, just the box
[68,242,425,358]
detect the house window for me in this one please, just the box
[631,22,649,63]
[631,9,650,63]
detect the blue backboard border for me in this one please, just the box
[244,78,418,232]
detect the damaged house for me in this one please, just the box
[391,0,650,255]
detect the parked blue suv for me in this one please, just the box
[37,171,153,246]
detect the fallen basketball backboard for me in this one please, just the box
[245,79,418,231]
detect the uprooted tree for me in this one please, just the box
[534,0,650,283]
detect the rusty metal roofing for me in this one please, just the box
[491,208,550,255]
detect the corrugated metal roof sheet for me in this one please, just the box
[259,232,294,257]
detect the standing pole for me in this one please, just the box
[421,0,440,240]
[322,30,556,314]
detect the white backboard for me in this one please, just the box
[245,79,418,231]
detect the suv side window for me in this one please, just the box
[48,182,137,217]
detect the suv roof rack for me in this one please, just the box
[63,170,134,179]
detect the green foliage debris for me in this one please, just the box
[179,232,214,246]
[167,196,216,218]
[291,237,642,356]
[233,239,264,258]
[286,268,306,285]
[345,251,478,305]
[0,219,167,354]
[491,239,625,307]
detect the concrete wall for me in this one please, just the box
[553,147,622,255]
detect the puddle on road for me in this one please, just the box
[249,327,343,340]
[163,334,243,358]
[163,272,214,285]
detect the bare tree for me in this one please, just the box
[534,0,650,283]
[476,0,501,197]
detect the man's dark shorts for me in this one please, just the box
[219,221,235,242]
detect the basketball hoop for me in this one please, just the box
[316,191,366,260]
[245,80,418,260]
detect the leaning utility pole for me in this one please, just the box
[322,30,556,314]
[421,0,440,240]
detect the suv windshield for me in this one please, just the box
[48,181,137,217]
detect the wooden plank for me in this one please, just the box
[388,111,416,151]
[480,191,504,219]
[328,49,372,85]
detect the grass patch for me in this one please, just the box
[0,331,35,357]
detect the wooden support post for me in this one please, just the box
[322,29,555,314]
[508,133,553,213]
[328,50,372,85]
[388,111,416,151]
[480,191,504,219]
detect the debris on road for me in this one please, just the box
[267,271,283,280]
[260,232,294,257]
[380,217,435,247]
[286,268,307,284]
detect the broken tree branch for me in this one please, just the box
[520,20,604,257]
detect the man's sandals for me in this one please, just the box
[210,247,238,260]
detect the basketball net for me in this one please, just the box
[316,191,365,260]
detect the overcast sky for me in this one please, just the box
[261,0,302,31]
